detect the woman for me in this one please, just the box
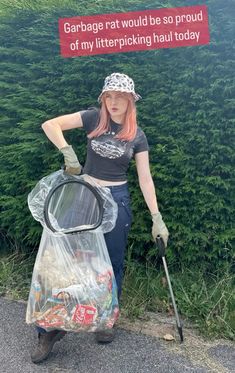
[31,72,169,363]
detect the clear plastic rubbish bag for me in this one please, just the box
[26,229,119,332]
[26,170,119,332]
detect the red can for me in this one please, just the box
[72,304,97,325]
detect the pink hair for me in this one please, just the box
[88,93,137,141]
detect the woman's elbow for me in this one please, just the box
[41,120,49,131]
[41,120,55,132]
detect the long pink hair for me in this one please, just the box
[88,92,137,141]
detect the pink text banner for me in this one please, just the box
[59,5,210,57]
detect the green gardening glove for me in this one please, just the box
[60,145,82,175]
[151,212,169,247]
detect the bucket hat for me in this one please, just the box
[98,73,141,102]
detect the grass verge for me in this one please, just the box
[121,250,235,341]
[0,251,36,300]
[0,249,234,340]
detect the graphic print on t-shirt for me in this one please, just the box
[91,132,129,159]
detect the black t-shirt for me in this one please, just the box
[81,108,149,181]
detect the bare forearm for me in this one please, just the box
[139,177,159,215]
[41,120,68,149]
[135,151,169,245]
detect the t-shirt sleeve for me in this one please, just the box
[80,107,100,134]
[134,128,149,154]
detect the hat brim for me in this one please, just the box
[98,89,141,103]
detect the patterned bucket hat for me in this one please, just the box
[98,73,141,102]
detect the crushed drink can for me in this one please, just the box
[72,304,97,325]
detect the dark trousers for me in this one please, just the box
[36,182,132,334]
[104,183,132,299]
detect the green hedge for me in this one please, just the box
[0,0,234,270]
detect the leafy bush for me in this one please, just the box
[0,0,234,271]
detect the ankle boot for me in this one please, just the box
[95,327,116,344]
[31,330,67,364]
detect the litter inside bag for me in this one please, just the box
[26,229,119,332]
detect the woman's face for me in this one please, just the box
[104,91,129,123]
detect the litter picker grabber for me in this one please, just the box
[156,235,184,342]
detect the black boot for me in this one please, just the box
[95,327,116,344]
[31,330,67,364]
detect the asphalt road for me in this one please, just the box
[0,297,234,373]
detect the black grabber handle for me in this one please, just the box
[155,235,184,343]
[156,235,166,258]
